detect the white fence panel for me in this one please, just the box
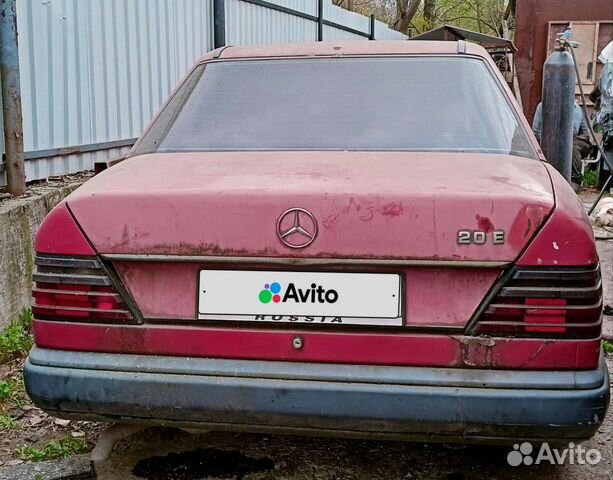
[226,0,317,45]
[322,0,369,41]
[226,0,405,44]
[1,0,406,187]
[375,21,409,40]
[1,0,213,186]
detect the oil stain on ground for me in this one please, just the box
[132,448,275,480]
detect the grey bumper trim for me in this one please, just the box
[25,348,610,442]
[27,347,607,390]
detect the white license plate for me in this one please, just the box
[198,270,402,326]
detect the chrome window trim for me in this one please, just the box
[102,254,510,269]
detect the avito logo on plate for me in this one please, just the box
[259,282,339,304]
[198,270,401,325]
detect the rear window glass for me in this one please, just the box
[133,57,536,158]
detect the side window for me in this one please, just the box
[134,66,205,155]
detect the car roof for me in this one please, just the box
[199,40,489,62]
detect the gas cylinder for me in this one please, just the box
[541,43,576,182]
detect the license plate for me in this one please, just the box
[198,270,402,326]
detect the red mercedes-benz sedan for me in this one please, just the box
[25,41,609,444]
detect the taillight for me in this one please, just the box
[32,254,137,324]
[471,265,602,338]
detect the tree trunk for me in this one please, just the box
[392,0,422,34]
[332,0,355,10]
[423,0,436,23]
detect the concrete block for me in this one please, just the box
[0,183,82,330]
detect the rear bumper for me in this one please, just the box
[24,348,610,444]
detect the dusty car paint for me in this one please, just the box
[64,152,553,261]
[26,41,608,442]
[32,321,601,370]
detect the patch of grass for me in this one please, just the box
[0,309,34,363]
[603,340,613,356]
[0,377,26,411]
[15,436,88,462]
[0,414,18,429]
[583,169,598,187]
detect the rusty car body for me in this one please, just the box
[25,41,609,443]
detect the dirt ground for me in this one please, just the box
[0,355,106,467]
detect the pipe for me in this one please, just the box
[213,0,226,49]
[317,0,323,41]
[0,0,26,196]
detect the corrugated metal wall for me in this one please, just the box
[0,0,406,186]
[225,0,407,44]
[226,0,317,45]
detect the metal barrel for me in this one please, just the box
[540,48,576,182]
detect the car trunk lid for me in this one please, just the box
[67,151,554,262]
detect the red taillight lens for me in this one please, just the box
[472,265,602,338]
[32,255,136,324]
[524,298,566,333]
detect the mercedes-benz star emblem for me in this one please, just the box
[276,208,318,249]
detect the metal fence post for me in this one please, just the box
[317,0,323,41]
[369,14,375,40]
[0,0,26,196]
[213,0,226,49]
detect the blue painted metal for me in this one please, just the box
[25,348,610,442]
[541,37,576,182]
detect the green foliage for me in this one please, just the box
[353,0,511,37]
[410,0,509,36]
[0,377,26,410]
[0,414,18,429]
[15,436,88,462]
[0,309,34,363]
[603,340,613,355]
[22,308,33,327]
[583,169,598,187]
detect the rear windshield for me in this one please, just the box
[133,56,536,158]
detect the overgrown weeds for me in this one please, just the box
[0,414,18,429]
[0,309,33,363]
[0,376,26,409]
[15,435,88,462]
[583,169,598,188]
